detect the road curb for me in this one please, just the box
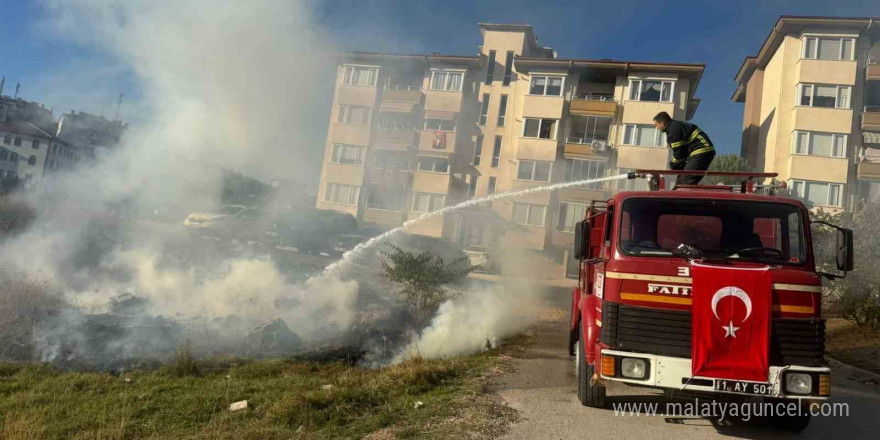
[826,356,880,382]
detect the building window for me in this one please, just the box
[497,95,508,126]
[858,180,880,207]
[324,182,360,206]
[342,65,378,87]
[621,124,666,147]
[615,168,651,191]
[517,160,552,182]
[32,140,40,149]
[557,202,588,232]
[28,155,36,166]
[802,36,856,61]
[789,180,842,207]
[792,131,845,158]
[468,176,478,199]
[529,75,564,96]
[429,69,464,92]
[373,150,411,170]
[567,115,612,143]
[479,94,490,125]
[424,119,455,131]
[485,50,496,84]
[798,84,850,109]
[2,135,9,144]
[412,192,446,213]
[9,152,17,162]
[13,137,21,146]
[337,105,371,125]
[473,135,483,166]
[331,144,365,165]
[522,118,558,140]
[366,184,405,211]
[512,203,546,227]
[488,176,497,194]
[491,136,502,167]
[628,79,674,102]
[0,150,6,160]
[417,156,450,173]
[502,51,514,86]
[563,158,606,188]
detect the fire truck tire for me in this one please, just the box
[772,411,811,432]
[576,322,606,408]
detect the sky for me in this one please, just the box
[2,0,879,164]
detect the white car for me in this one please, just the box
[183,205,247,229]
[464,245,493,272]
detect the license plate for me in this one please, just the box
[713,379,774,396]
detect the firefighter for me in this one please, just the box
[653,111,716,185]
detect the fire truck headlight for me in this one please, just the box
[621,358,647,379]
[784,372,813,395]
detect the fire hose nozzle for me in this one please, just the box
[626,171,642,180]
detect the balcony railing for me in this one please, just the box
[572,93,616,101]
[565,136,609,145]
[385,84,422,92]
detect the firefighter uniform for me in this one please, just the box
[665,120,716,185]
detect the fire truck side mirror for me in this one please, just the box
[836,227,854,272]
[573,221,589,260]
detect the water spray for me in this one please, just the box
[321,173,631,278]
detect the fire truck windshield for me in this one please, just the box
[618,198,807,264]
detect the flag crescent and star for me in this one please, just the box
[691,263,771,382]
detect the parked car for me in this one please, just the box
[331,227,386,256]
[272,209,358,254]
[184,205,267,239]
[387,233,469,267]
[463,245,494,272]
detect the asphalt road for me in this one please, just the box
[497,293,880,440]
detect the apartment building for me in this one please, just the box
[734,16,880,212]
[317,23,704,277]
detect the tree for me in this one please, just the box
[380,244,475,326]
[812,205,880,328]
[701,154,754,185]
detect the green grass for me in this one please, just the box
[0,338,527,440]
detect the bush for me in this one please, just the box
[0,196,36,236]
[0,272,64,361]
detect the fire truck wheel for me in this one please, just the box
[576,322,606,408]
[772,412,811,432]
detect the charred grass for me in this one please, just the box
[0,336,529,440]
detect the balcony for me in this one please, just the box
[373,128,418,150]
[789,155,848,184]
[616,144,669,170]
[412,170,451,194]
[570,94,618,117]
[367,168,413,187]
[425,89,463,114]
[363,208,406,225]
[863,110,880,132]
[379,84,423,113]
[331,123,371,146]
[551,230,575,248]
[557,186,607,203]
[337,85,377,107]
[857,158,880,180]
[792,106,853,134]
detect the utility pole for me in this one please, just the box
[113,93,124,121]
[14,83,20,99]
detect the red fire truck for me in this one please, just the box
[569,170,854,431]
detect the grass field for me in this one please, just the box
[0,337,528,440]
[826,318,880,375]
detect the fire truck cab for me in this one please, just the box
[568,170,854,431]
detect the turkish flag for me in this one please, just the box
[691,263,772,382]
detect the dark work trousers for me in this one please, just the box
[676,151,716,185]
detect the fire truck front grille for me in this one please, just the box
[599,302,825,367]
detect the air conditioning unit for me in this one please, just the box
[591,140,608,152]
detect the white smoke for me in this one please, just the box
[397,282,542,361]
